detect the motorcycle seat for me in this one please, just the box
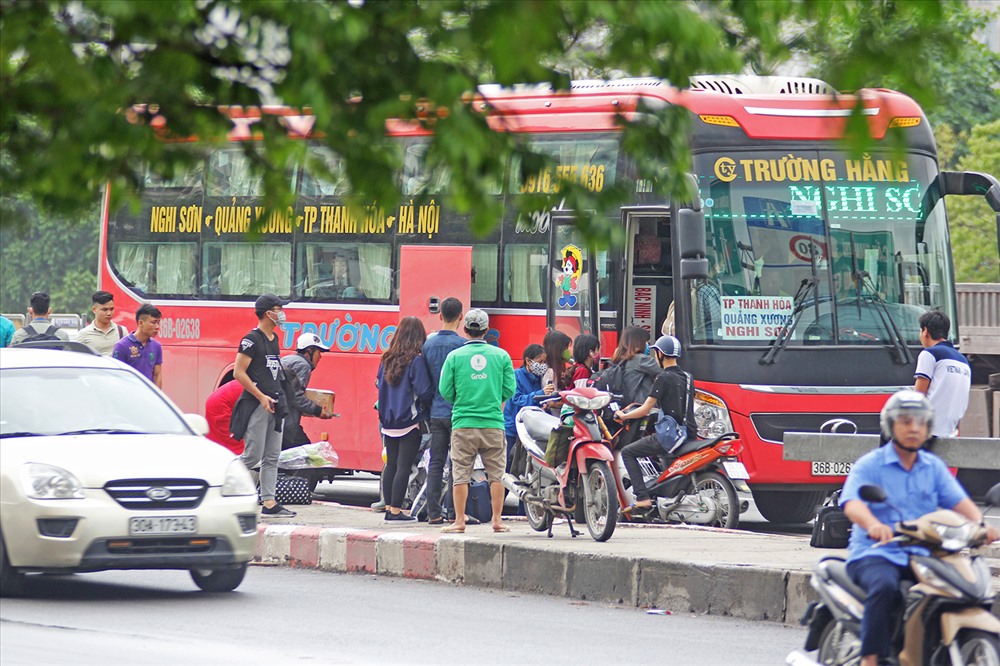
[818,557,867,601]
[520,409,560,444]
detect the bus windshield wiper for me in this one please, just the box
[760,275,821,365]
[850,270,913,365]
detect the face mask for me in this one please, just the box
[644,344,651,355]
[269,310,287,325]
[528,360,548,377]
[562,348,572,361]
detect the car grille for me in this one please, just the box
[105,537,216,554]
[104,478,208,510]
[750,413,881,443]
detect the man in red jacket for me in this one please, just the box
[205,379,245,454]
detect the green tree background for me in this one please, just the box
[1,0,998,319]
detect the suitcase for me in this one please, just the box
[466,479,493,524]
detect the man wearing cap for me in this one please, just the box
[437,309,515,533]
[281,332,334,450]
[231,294,295,517]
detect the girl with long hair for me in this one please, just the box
[563,333,601,387]
[541,330,572,392]
[376,316,433,521]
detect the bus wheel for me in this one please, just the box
[752,489,826,524]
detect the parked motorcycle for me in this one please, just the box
[787,483,1000,666]
[610,404,748,529]
[502,386,619,542]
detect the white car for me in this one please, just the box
[0,344,259,596]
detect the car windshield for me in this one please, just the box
[0,367,192,437]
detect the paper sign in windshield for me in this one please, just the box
[721,295,794,340]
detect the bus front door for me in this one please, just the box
[622,208,674,340]
[398,245,472,332]
[545,210,600,338]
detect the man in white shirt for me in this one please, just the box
[913,311,971,437]
[75,291,127,356]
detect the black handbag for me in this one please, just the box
[810,490,852,549]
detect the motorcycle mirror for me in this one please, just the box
[859,485,888,503]
[985,483,1000,509]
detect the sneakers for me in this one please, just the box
[385,512,416,522]
[371,499,387,512]
[261,504,296,517]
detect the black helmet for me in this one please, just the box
[651,335,681,358]
[880,390,934,440]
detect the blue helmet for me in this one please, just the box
[651,335,681,358]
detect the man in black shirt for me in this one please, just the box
[233,293,295,517]
[613,335,696,512]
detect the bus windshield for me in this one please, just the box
[689,150,956,349]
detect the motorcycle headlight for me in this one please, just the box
[694,390,733,439]
[564,392,611,411]
[21,463,85,499]
[221,460,257,497]
[932,521,975,552]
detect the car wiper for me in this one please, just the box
[760,275,820,365]
[0,431,45,439]
[851,270,913,366]
[56,428,145,436]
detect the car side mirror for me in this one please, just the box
[184,413,210,436]
[985,483,1000,510]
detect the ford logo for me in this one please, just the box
[820,418,859,434]
[146,487,172,501]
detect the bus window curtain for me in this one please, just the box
[472,245,498,303]
[506,245,545,303]
[220,244,291,297]
[115,243,155,293]
[156,244,196,295]
[357,243,391,299]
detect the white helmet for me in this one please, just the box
[880,390,934,440]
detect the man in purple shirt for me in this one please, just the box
[112,303,163,387]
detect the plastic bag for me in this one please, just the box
[278,440,340,469]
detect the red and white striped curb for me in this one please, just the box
[254,524,460,581]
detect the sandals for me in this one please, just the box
[428,517,445,525]
[492,524,510,533]
[440,523,465,534]
[623,502,653,516]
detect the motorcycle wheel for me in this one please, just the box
[957,629,1000,666]
[693,471,740,529]
[582,461,619,542]
[816,621,860,665]
[524,498,552,532]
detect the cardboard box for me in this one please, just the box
[305,389,335,416]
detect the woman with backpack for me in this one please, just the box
[376,316,434,521]
[591,326,661,447]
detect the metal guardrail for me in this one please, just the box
[784,432,1000,470]
[957,283,1000,356]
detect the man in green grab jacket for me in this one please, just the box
[438,309,515,534]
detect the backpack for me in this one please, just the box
[20,323,61,344]
[653,371,694,455]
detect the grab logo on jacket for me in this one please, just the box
[470,353,488,379]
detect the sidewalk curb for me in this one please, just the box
[254,523,820,623]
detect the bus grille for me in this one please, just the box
[104,478,208,510]
[751,413,881,444]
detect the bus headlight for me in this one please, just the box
[694,390,733,439]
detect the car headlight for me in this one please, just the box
[932,521,975,551]
[221,460,258,497]
[21,463,85,499]
[694,390,733,438]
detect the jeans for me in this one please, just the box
[847,556,907,659]
[382,429,422,509]
[620,433,663,502]
[426,418,452,521]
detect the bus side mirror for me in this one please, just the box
[680,257,709,280]
[939,170,1000,265]
[676,207,707,279]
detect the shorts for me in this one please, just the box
[450,428,505,485]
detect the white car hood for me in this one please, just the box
[1,434,239,487]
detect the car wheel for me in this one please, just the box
[0,530,26,598]
[190,563,248,592]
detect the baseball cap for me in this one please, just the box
[296,332,331,352]
[463,308,489,332]
[254,293,290,315]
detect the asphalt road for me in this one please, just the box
[1,566,806,665]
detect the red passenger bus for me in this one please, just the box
[98,76,1000,522]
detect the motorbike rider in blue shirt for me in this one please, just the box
[840,390,999,666]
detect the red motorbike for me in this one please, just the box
[502,386,619,542]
